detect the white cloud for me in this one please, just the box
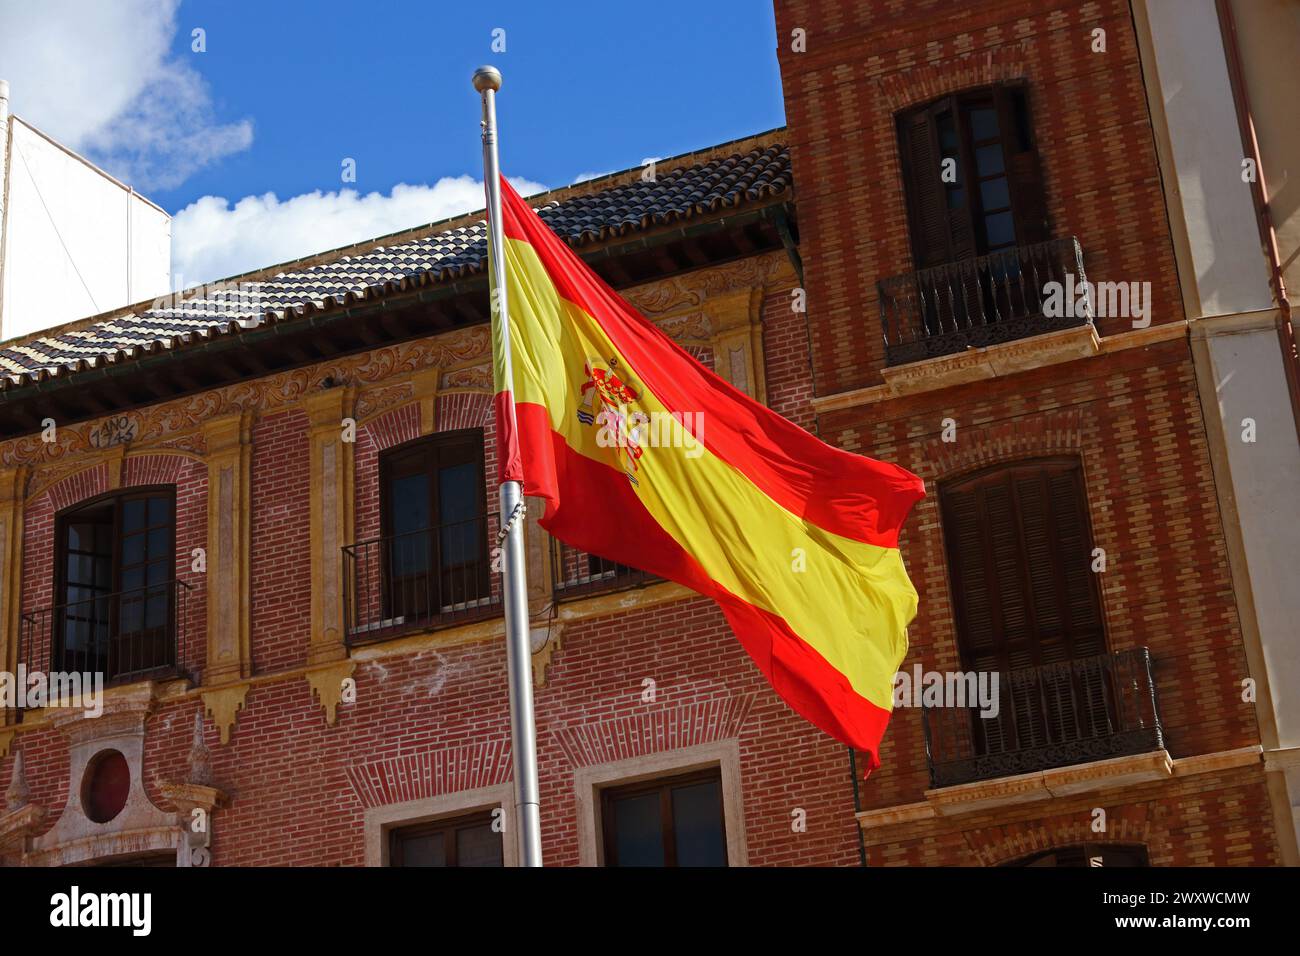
[0,0,252,191]
[171,175,548,286]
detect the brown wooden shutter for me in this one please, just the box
[941,459,1103,674]
[940,459,1107,754]
[995,84,1050,246]
[899,106,952,268]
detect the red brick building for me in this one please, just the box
[0,0,1287,867]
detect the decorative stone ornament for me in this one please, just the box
[188,710,212,786]
[5,750,29,811]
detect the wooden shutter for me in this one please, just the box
[994,84,1050,246]
[899,106,952,268]
[940,460,1107,753]
[941,459,1102,672]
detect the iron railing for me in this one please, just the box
[921,647,1164,789]
[550,538,656,600]
[342,516,499,644]
[19,579,194,690]
[879,237,1091,366]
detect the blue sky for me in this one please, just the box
[1,0,784,284]
[157,0,785,210]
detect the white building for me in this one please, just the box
[0,80,170,342]
[1135,0,1300,864]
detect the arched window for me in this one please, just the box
[52,487,177,682]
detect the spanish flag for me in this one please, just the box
[491,176,925,768]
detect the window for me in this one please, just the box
[378,430,489,624]
[389,811,503,867]
[897,84,1048,268]
[54,489,176,682]
[601,769,727,867]
[939,459,1108,754]
[940,459,1104,673]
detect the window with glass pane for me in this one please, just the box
[389,811,504,867]
[55,489,176,682]
[378,430,488,624]
[601,769,727,867]
[896,84,1048,268]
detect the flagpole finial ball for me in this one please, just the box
[472,66,502,93]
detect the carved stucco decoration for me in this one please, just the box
[655,312,713,346]
[0,325,492,470]
[440,364,494,392]
[354,381,416,422]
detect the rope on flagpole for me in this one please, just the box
[496,498,526,545]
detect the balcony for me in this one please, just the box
[550,539,657,601]
[879,237,1092,367]
[342,517,500,645]
[921,648,1164,789]
[19,580,194,690]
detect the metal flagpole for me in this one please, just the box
[473,65,544,867]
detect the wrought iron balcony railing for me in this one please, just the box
[921,647,1164,789]
[879,237,1092,367]
[342,517,500,645]
[550,538,657,601]
[19,579,194,691]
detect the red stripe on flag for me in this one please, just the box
[493,389,524,483]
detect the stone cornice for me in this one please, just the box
[812,322,1188,414]
[857,747,1265,838]
[0,326,492,473]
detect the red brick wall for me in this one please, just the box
[250,409,311,674]
[774,0,1183,394]
[760,285,817,431]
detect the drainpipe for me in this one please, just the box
[1214,0,1300,442]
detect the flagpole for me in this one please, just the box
[474,64,543,867]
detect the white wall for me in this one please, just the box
[1145,0,1273,318]
[1142,0,1300,859]
[0,116,170,341]
[1204,326,1300,750]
